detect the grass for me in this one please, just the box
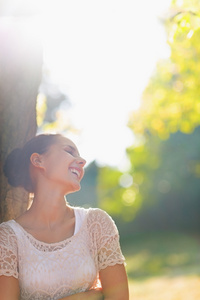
[121,232,200,299]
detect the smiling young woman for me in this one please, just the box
[0,133,129,300]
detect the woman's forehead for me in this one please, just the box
[58,136,78,151]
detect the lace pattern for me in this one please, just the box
[87,208,125,270]
[0,207,125,299]
[21,230,73,252]
[0,223,18,278]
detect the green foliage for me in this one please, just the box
[36,73,73,134]
[126,128,200,232]
[124,0,200,230]
[97,166,141,221]
[67,161,99,208]
[36,93,47,127]
[98,0,200,233]
[129,0,200,138]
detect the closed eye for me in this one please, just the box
[64,149,74,156]
[64,145,80,157]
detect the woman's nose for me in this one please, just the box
[77,156,86,167]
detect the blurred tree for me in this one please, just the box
[98,0,200,233]
[67,161,99,208]
[124,0,200,230]
[37,71,72,133]
[129,0,200,139]
[97,165,141,222]
[125,127,200,232]
[0,19,42,222]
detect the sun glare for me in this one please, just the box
[20,0,172,167]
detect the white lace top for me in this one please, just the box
[0,207,125,300]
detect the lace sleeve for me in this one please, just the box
[0,223,18,278]
[88,209,125,271]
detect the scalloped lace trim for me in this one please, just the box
[0,208,125,299]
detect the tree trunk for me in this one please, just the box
[0,18,42,222]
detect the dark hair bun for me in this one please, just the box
[3,134,61,192]
[3,148,24,187]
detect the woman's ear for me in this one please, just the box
[30,153,44,169]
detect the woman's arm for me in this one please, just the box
[59,263,129,300]
[0,276,103,300]
[99,264,129,300]
[0,276,20,300]
[59,288,103,300]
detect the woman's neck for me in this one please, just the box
[23,187,73,230]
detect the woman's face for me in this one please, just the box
[40,136,86,194]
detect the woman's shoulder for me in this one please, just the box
[87,207,114,221]
[85,208,118,232]
[0,221,19,279]
[0,220,16,232]
[72,206,118,235]
[73,206,108,219]
[0,220,18,247]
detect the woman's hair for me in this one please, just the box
[3,133,61,192]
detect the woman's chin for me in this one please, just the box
[66,182,81,194]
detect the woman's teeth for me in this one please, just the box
[70,168,80,178]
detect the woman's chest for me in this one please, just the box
[18,234,97,299]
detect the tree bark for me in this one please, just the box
[0,18,42,222]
